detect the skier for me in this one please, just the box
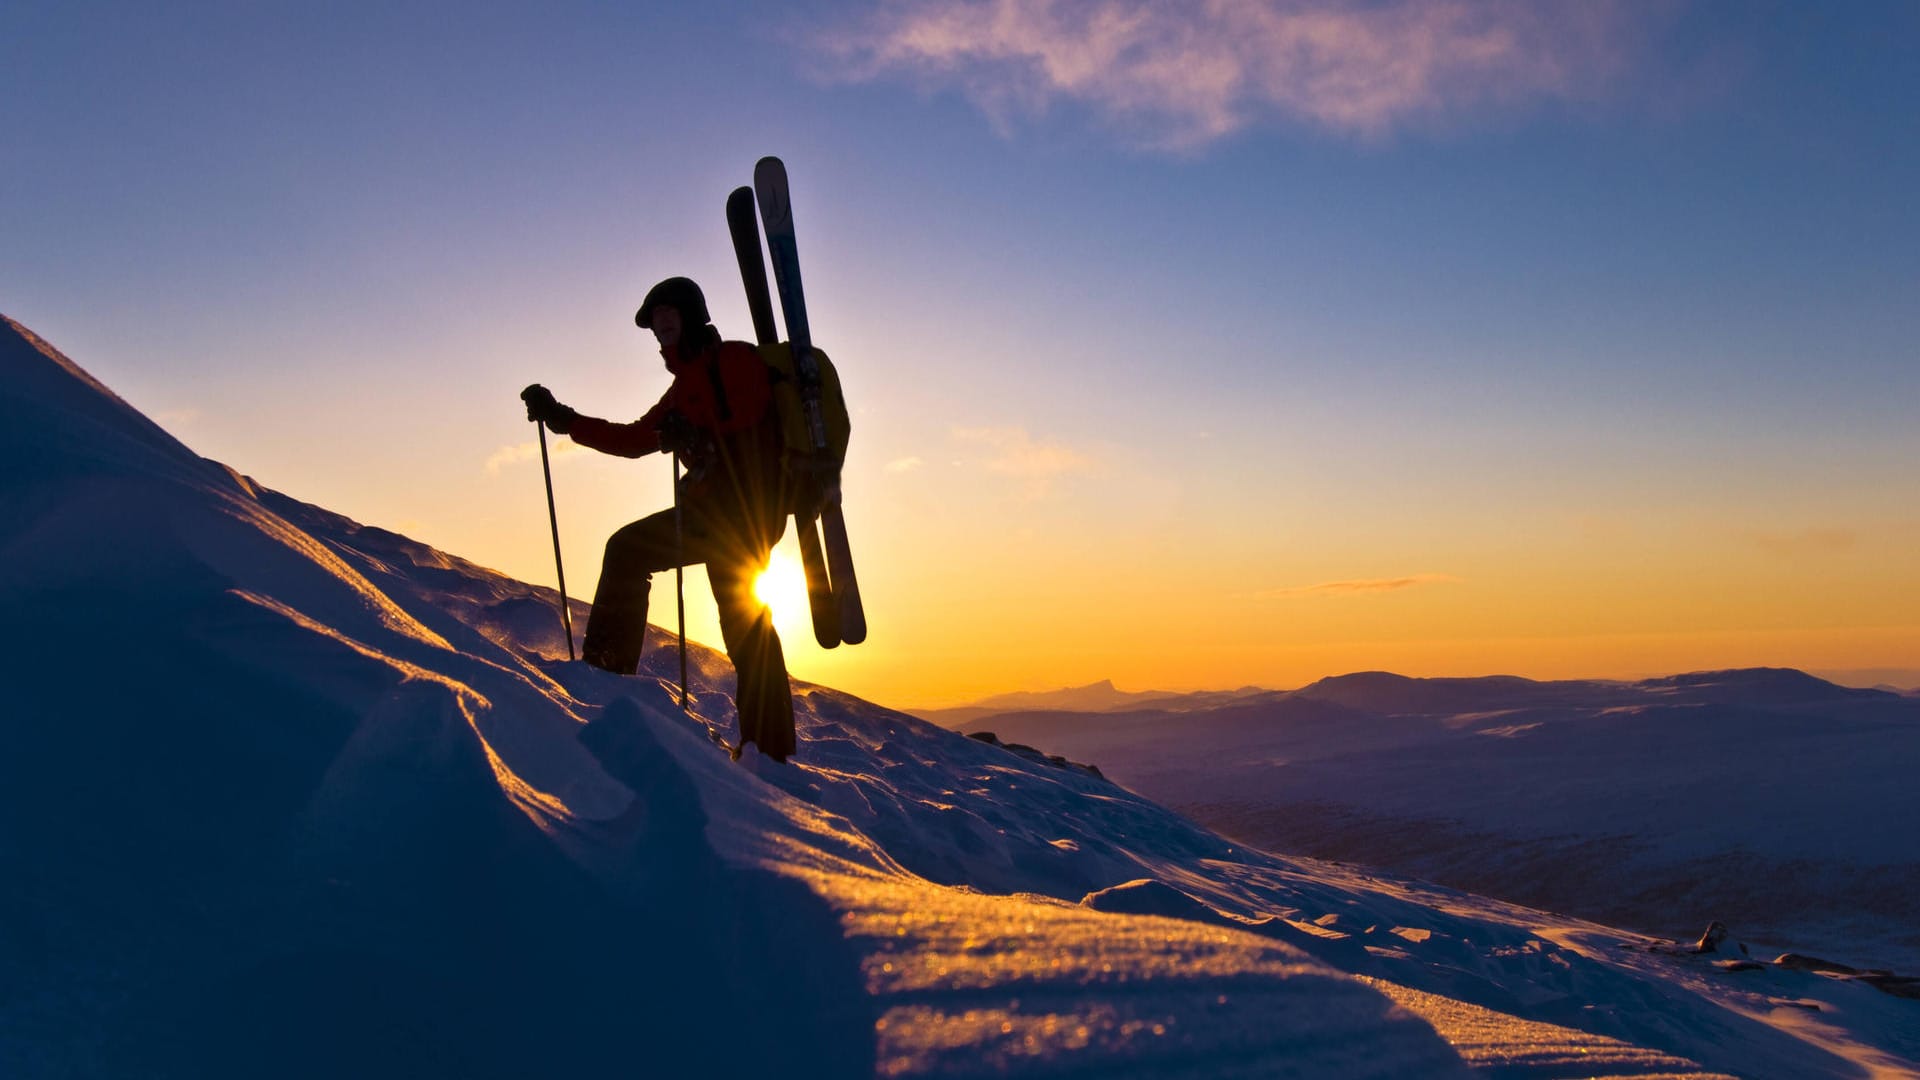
[522,277,796,762]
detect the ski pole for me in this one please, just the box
[672,454,689,710]
[536,419,575,660]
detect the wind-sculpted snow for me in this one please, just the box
[5,315,1915,1077]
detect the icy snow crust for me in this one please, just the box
[2,315,1913,1077]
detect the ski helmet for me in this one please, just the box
[636,277,709,329]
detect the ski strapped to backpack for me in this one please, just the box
[729,185,838,647]
[728,164,867,646]
[737,157,867,645]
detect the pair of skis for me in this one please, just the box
[727,157,866,648]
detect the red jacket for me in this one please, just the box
[570,339,785,516]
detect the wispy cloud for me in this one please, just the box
[885,455,927,474]
[1257,572,1460,599]
[951,425,1091,497]
[1750,528,1857,557]
[827,0,1654,148]
[485,439,585,476]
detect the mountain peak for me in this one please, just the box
[971,678,1144,711]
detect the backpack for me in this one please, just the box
[758,343,851,508]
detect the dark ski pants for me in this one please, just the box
[582,506,795,761]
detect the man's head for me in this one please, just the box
[636,277,709,349]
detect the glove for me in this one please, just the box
[521,384,578,434]
[656,409,697,453]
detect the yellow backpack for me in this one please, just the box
[759,343,851,499]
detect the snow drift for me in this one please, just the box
[4,314,1915,1078]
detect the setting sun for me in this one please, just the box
[753,548,808,626]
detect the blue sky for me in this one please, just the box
[4,1,1917,703]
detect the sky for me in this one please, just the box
[4,1,1917,707]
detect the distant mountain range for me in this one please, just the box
[912,667,1920,973]
[913,679,1275,727]
[917,667,1915,726]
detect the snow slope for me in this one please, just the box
[4,314,1915,1078]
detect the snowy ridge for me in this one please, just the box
[4,315,1915,1077]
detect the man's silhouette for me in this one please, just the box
[523,277,794,760]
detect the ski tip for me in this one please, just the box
[728,185,754,205]
[755,155,785,172]
[812,606,841,649]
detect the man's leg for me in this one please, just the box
[709,553,795,761]
[581,509,697,674]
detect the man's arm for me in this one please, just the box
[570,397,669,458]
[522,383,669,458]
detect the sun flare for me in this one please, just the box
[754,548,809,624]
